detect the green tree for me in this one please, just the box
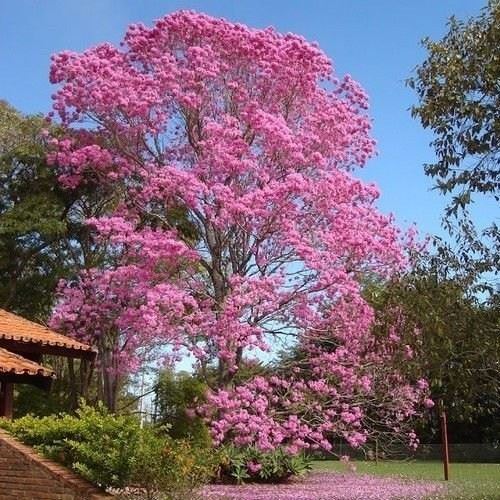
[408,1,500,288]
[154,370,211,445]
[408,3,500,444]
[0,101,65,318]
[0,100,116,319]
[0,100,119,412]
[367,259,500,444]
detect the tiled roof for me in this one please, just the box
[0,309,95,356]
[0,347,55,379]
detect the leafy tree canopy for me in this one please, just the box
[0,100,116,319]
[367,258,500,444]
[408,1,500,288]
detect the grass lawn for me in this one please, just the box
[313,460,500,499]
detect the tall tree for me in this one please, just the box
[49,12,431,449]
[408,1,500,289]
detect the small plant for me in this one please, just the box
[217,445,312,484]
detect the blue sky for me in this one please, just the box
[0,0,488,239]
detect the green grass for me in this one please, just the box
[312,460,500,499]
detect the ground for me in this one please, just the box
[315,461,500,499]
[201,460,500,499]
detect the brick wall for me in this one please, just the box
[0,429,113,500]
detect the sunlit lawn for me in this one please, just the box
[313,460,500,499]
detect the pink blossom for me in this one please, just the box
[201,472,446,499]
[247,461,262,474]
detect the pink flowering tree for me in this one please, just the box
[49,11,431,449]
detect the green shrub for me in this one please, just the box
[217,445,312,484]
[129,431,218,499]
[0,403,217,497]
[0,403,138,487]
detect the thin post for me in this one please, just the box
[375,438,379,465]
[139,370,145,428]
[440,409,450,480]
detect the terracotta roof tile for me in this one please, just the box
[0,347,55,378]
[0,309,95,356]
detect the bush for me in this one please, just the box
[217,445,312,484]
[0,403,217,497]
[129,431,218,499]
[0,403,138,487]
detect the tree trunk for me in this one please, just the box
[67,358,79,411]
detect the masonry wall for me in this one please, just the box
[0,429,112,500]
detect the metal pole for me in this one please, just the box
[440,409,450,480]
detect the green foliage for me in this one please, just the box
[14,383,72,419]
[0,403,140,487]
[218,445,312,484]
[0,100,67,318]
[407,1,500,447]
[13,357,90,418]
[409,1,500,203]
[408,1,500,285]
[0,100,117,320]
[0,403,217,496]
[154,370,211,446]
[129,429,218,499]
[365,259,500,444]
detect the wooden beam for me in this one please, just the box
[0,339,96,361]
[0,373,53,390]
